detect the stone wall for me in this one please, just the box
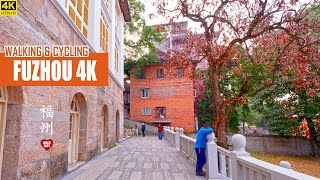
[2,79,124,180]
[227,134,320,156]
[125,119,159,135]
[0,1,124,179]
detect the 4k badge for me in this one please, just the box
[0,0,17,16]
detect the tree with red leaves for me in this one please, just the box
[152,0,320,146]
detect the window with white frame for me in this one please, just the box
[141,89,150,98]
[142,108,151,115]
[115,7,120,34]
[66,0,89,38]
[103,0,108,8]
[100,14,109,52]
[156,69,164,78]
[115,46,119,72]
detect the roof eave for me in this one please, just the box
[118,0,131,22]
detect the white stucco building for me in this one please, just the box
[0,0,131,179]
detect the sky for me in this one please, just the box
[141,0,313,33]
[141,0,203,32]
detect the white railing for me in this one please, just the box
[164,126,175,145]
[180,133,197,164]
[163,126,319,180]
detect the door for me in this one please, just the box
[68,98,80,164]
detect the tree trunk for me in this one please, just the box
[225,119,230,133]
[214,112,227,147]
[225,103,237,133]
[306,118,319,156]
[208,65,229,147]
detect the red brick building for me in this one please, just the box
[128,22,198,132]
[129,61,195,132]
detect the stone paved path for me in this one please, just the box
[61,136,206,180]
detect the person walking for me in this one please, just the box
[141,123,146,137]
[158,124,163,140]
[194,122,213,176]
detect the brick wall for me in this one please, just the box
[0,1,124,179]
[130,63,195,132]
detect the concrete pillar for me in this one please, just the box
[179,128,184,134]
[175,127,180,149]
[205,133,219,179]
[230,134,250,180]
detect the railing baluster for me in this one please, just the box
[228,156,232,178]
[248,169,255,180]
[219,153,227,176]
[242,166,248,180]
[187,139,190,159]
[256,172,263,180]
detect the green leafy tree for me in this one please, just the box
[197,69,263,134]
[196,77,215,127]
[124,0,163,71]
[252,82,320,143]
[197,98,213,126]
[229,110,240,133]
[124,53,159,78]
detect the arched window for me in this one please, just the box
[116,110,120,142]
[101,105,109,150]
[0,87,7,177]
[68,97,80,164]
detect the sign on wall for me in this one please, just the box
[0,45,109,86]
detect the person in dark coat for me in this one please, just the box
[141,123,146,137]
[194,123,214,176]
[158,124,163,140]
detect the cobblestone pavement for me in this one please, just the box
[61,135,207,180]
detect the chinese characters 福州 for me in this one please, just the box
[39,105,54,136]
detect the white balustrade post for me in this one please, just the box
[170,127,174,144]
[205,132,219,179]
[179,128,184,150]
[175,127,180,149]
[279,161,292,169]
[230,134,250,180]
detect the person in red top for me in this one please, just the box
[158,124,164,140]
